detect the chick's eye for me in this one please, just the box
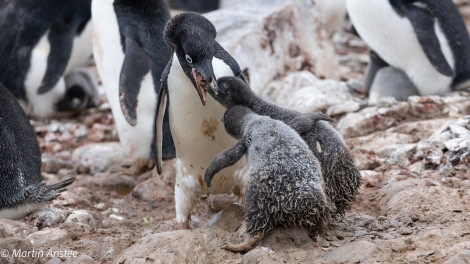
[185,54,192,63]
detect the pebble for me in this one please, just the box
[72,142,127,174]
[26,228,69,247]
[205,203,244,232]
[33,208,67,228]
[66,210,96,230]
[0,219,34,238]
[321,240,378,263]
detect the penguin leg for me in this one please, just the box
[221,233,264,253]
[363,50,389,95]
[369,66,419,105]
[174,159,201,229]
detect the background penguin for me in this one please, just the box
[92,0,176,174]
[346,0,470,100]
[205,105,332,252]
[211,76,361,220]
[156,12,248,228]
[0,0,97,118]
[166,0,219,13]
[0,82,74,220]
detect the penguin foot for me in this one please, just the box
[176,220,190,230]
[221,234,264,253]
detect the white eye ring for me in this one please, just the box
[185,54,192,63]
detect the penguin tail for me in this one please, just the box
[24,177,76,203]
[45,177,76,192]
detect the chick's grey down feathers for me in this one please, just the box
[210,76,361,219]
[205,106,331,237]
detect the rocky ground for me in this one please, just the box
[2,1,470,264]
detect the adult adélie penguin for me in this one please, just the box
[0,0,96,118]
[92,0,176,174]
[0,82,75,219]
[156,12,248,228]
[346,0,470,100]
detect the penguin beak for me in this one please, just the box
[191,62,218,106]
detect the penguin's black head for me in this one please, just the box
[215,76,256,109]
[164,12,218,105]
[222,105,253,140]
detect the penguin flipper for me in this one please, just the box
[155,83,168,175]
[119,37,151,126]
[204,140,247,188]
[213,42,247,82]
[392,0,453,76]
[37,26,75,95]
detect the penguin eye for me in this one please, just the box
[185,54,192,64]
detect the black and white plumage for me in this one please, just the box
[347,0,470,100]
[156,12,247,228]
[92,0,175,174]
[0,82,74,220]
[0,0,96,118]
[211,76,361,219]
[205,106,331,252]
[166,0,219,13]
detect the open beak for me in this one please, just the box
[191,62,218,105]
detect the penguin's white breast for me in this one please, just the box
[346,0,453,95]
[167,55,247,194]
[23,31,66,118]
[92,0,156,161]
[65,20,94,74]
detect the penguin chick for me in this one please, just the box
[0,82,75,219]
[211,76,361,219]
[205,106,332,252]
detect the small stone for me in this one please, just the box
[0,219,34,238]
[33,208,67,228]
[0,237,34,264]
[97,236,122,260]
[66,210,96,229]
[132,177,173,203]
[94,203,106,210]
[444,250,470,264]
[205,203,244,232]
[322,240,378,263]
[109,214,124,221]
[41,157,74,174]
[45,257,61,264]
[72,142,127,174]
[26,228,69,246]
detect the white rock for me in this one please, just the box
[26,228,69,246]
[208,0,340,95]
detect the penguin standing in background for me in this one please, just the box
[156,12,248,228]
[346,0,470,101]
[166,0,219,13]
[211,77,361,220]
[0,82,74,220]
[92,0,176,174]
[0,0,97,118]
[205,106,332,252]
